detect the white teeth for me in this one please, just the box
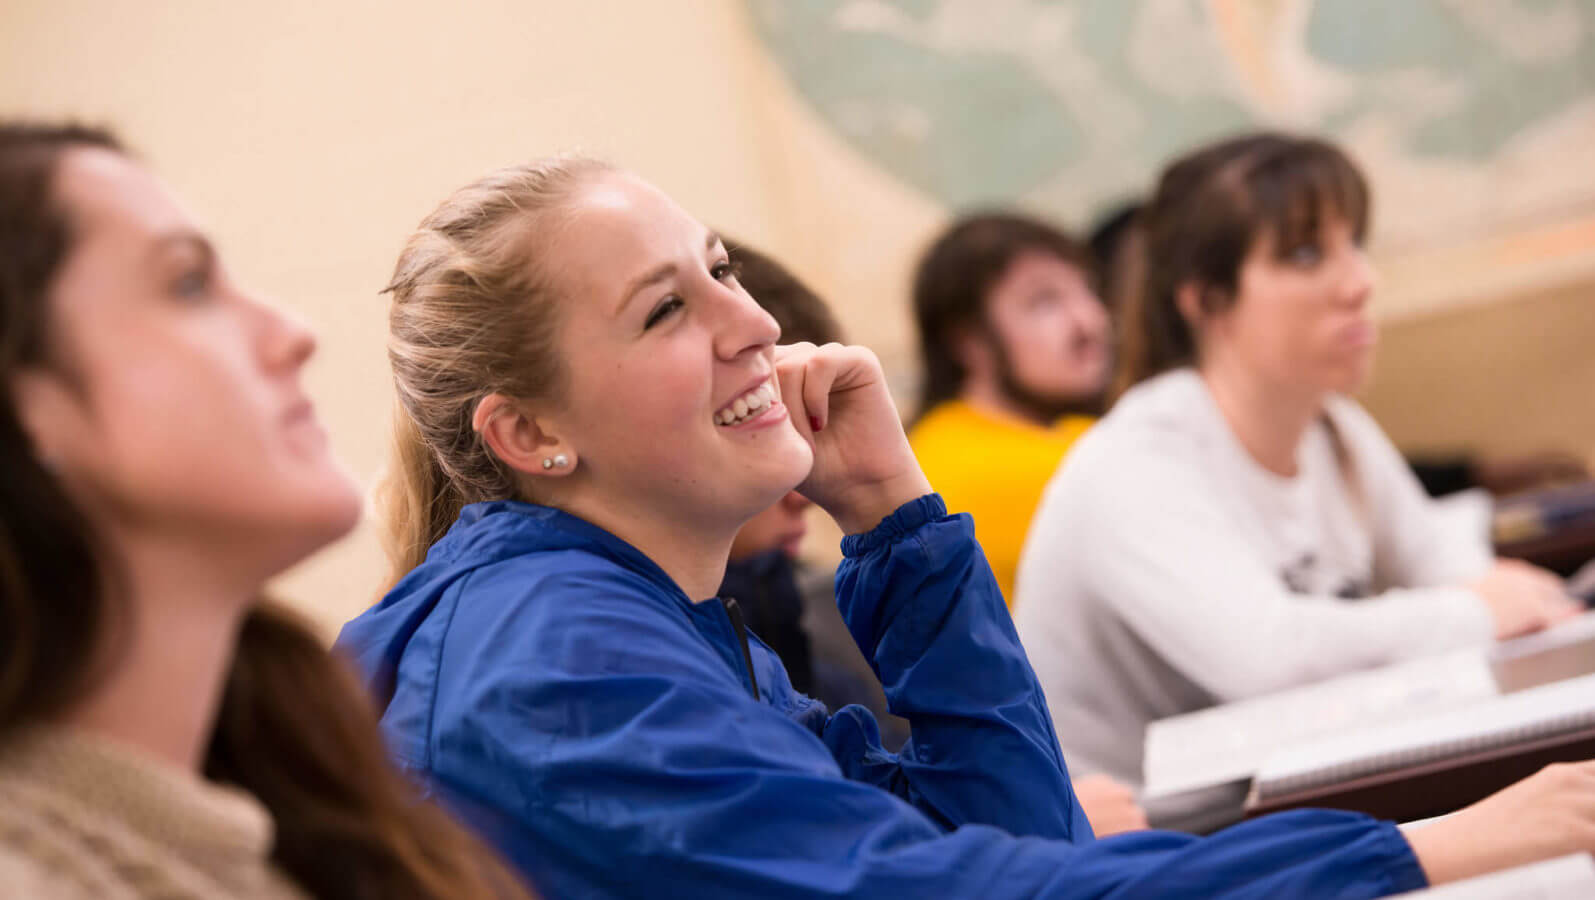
[716,380,778,426]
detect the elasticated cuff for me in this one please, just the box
[840,494,948,557]
[1374,822,1430,895]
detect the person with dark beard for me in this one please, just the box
[908,213,1111,608]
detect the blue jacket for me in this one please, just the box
[336,495,1429,898]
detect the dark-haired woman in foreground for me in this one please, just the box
[0,123,529,899]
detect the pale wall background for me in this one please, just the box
[3,0,1591,636]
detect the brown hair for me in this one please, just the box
[726,240,844,346]
[910,212,1094,422]
[1115,132,1370,399]
[0,122,529,900]
[1087,201,1145,316]
[380,156,613,590]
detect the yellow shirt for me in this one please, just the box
[908,400,1094,608]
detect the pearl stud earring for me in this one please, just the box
[543,454,569,470]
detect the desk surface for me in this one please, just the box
[1495,481,1595,576]
[1498,521,1595,577]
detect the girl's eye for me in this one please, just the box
[644,297,684,330]
[1027,291,1061,311]
[712,259,741,282]
[173,267,212,300]
[1285,244,1323,268]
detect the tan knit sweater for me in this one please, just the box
[0,729,308,899]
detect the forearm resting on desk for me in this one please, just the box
[1404,760,1595,885]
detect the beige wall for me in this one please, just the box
[1360,275,1595,467]
[3,1,1589,636]
[0,0,940,635]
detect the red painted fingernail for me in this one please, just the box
[809,416,823,432]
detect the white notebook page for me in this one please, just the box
[1254,671,1595,800]
[1143,611,1595,800]
[1143,650,1497,799]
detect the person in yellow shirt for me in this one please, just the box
[909,214,1111,607]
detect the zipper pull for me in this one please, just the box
[719,596,761,700]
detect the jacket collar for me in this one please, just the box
[430,500,691,602]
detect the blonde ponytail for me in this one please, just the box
[379,155,613,592]
[376,406,469,592]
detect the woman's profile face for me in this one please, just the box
[536,172,815,534]
[14,148,360,578]
[1211,214,1377,396]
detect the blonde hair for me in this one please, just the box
[379,156,613,591]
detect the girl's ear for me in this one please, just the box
[473,393,578,477]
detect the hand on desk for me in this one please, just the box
[1072,774,1148,836]
[1406,759,1595,886]
[1470,559,1582,640]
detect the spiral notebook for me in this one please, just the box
[1251,671,1595,803]
[1143,650,1498,800]
[1144,611,1595,804]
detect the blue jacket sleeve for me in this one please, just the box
[827,493,1090,839]
[414,497,1429,900]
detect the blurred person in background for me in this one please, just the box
[1087,201,1145,321]
[1089,203,1588,502]
[1015,132,1580,788]
[908,213,1111,606]
[0,122,530,900]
